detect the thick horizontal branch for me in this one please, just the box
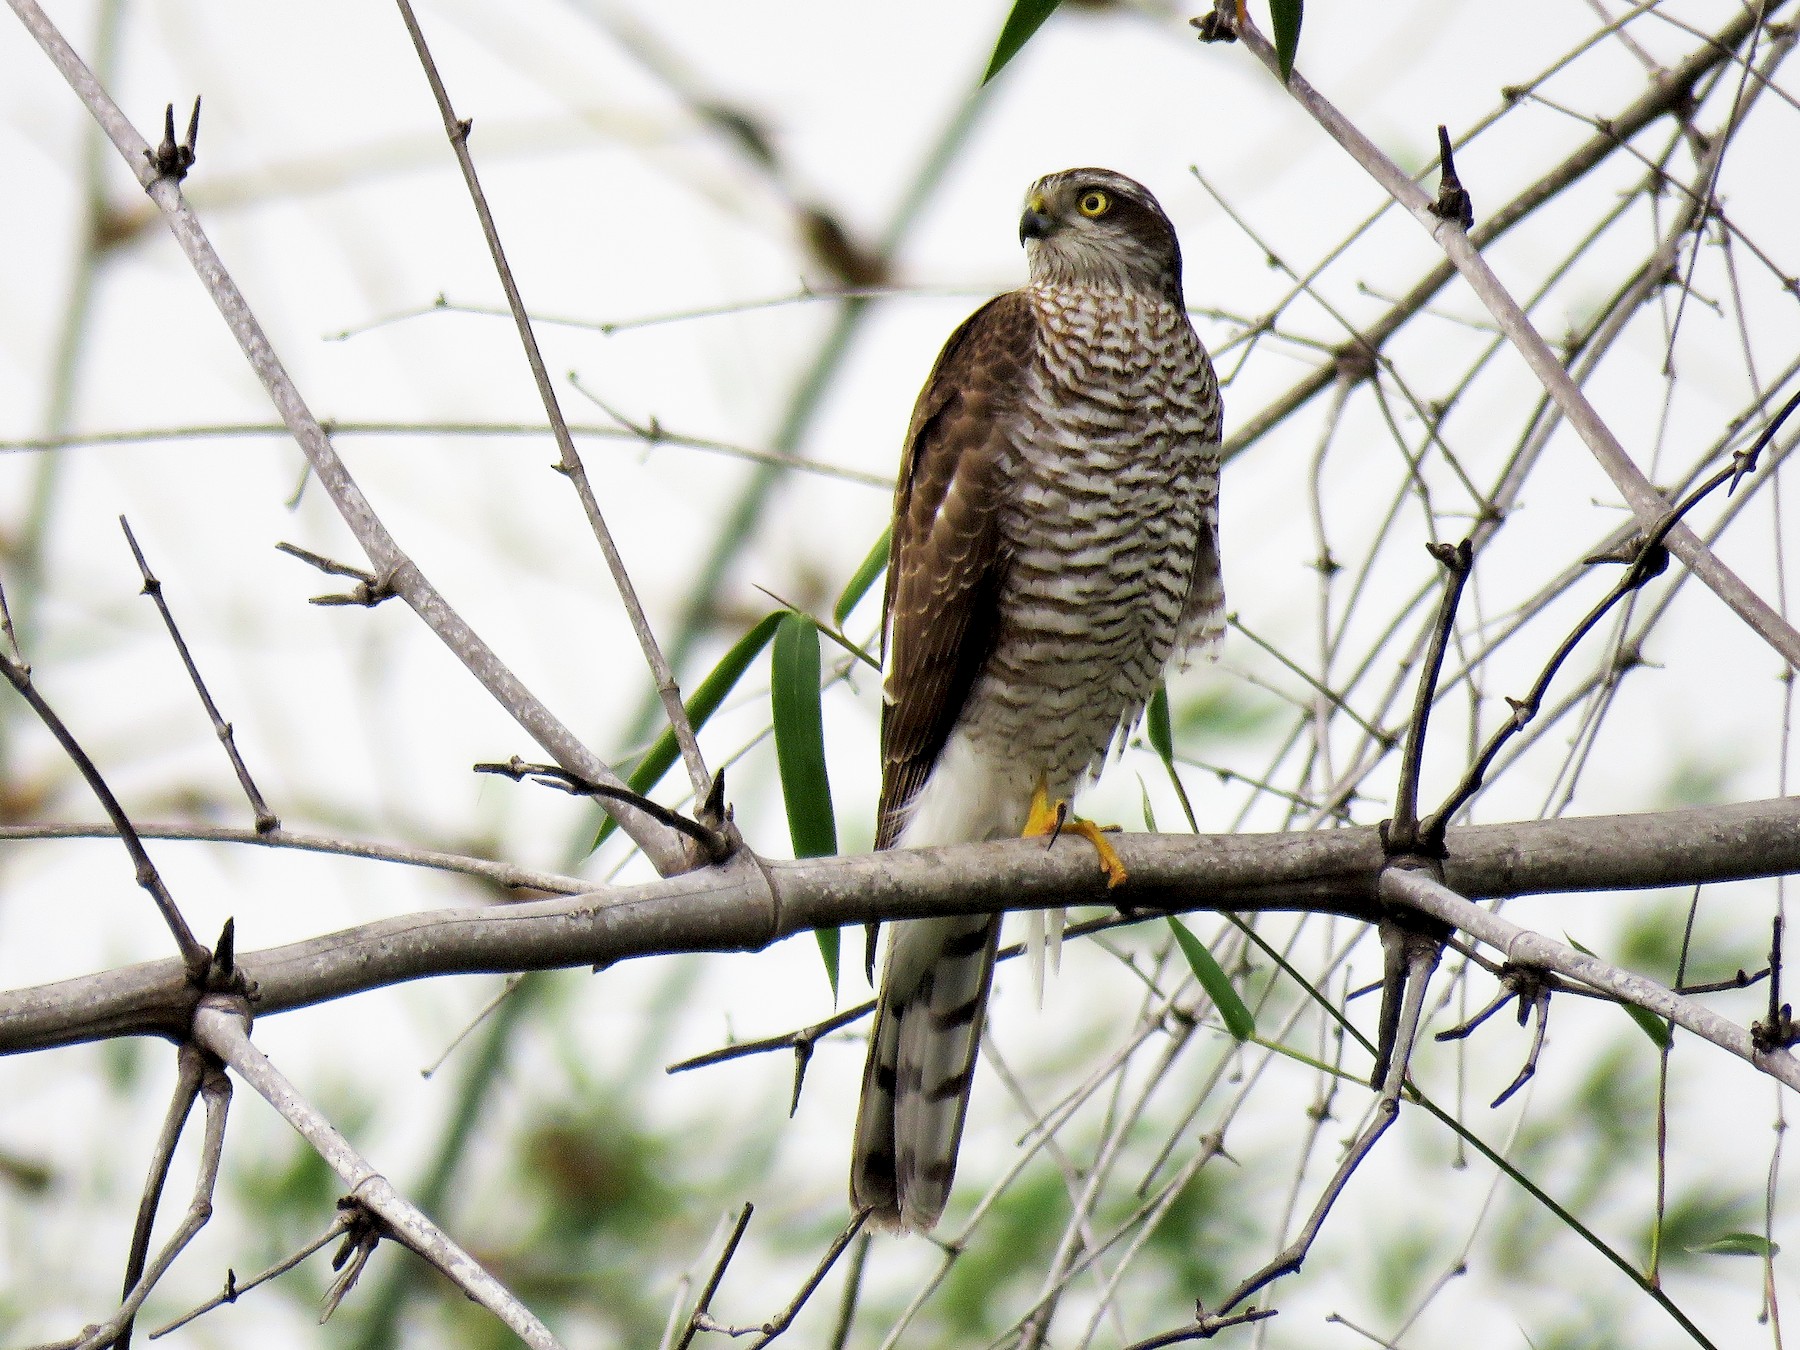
[3,797,1797,1056]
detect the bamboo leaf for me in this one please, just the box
[834,528,891,628]
[1687,1232,1777,1258]
[1269,0,1303,82]
[1567,934,1674,1049]
[1168,917,1255,1040]
[1147,684,1174,761]
[1146,683,1198,832]
[594,612,782,850]
[982,0,1062,85]
[772,611,841,998]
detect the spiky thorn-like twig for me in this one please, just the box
[44,1045,230,1350]
[272,541,398,608]
[1428,125,1474,231]
[666,1002,871,1118]
[148,1206,361,1338]
[1435,963,1556,1108]
[122,518,278,833]
[1117,1304,1277,1349]
[1209,932,1438,1317]
[1752,915,1799,1053]
[475,757,733,864]
[190,999,561,1346]
[144,98,198,182]
[1219,2,1800,669]
[1370,538,1470,1088]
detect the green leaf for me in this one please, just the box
[982,0,1062,85]
[772,612,839,859]
[1145,683,1198,832]
[1147,684,1174,762]
[812,925,841,1004]
[594,612,783,850]
[834,528,891,629]
[1138,773,1157,832]
[1687,1232,1777,1258]
[1168,917,1255,1041]
[1566,934,1673,1049]
[772,611,841,998]
[1269,0,1303,82]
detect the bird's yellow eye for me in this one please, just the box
[1078,190,1110,217]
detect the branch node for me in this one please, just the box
[146,98,201,182]
[1189,0,1239,45]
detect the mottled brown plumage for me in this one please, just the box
[852,169,1223,1233]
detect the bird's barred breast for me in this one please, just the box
[956,285,1221,806]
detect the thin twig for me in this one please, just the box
[42,1054,229,1350]
[0,819,587,895]
[1218,4,1800,669]
[120,518,278,833]
[2,0,689,872]
[109,1044,205,1350]
[147,1210,357,1338]
[674,1203,754,1350]
[391,0,713,813]
[191,999,563,1349]
[0,646,206,972]
[748,1211,869,1348]
[1382,869,1800,1091]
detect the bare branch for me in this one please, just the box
[1381,868,1800,1092]
[38,1051,229,1350]
[1216,3,1800,669]
[390,0,713,812]
[9,798,1800,1057]
[2,0,690,873]
[191,1000,563,1349]
[0,644,207,973]
[121,518,278,834]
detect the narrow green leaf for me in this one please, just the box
[1168,917,1255,1041]
[982,0,1062,85]
[1146,683,1198,832]
[772,613,838,859]
[833,528,891,629]
[1269,0,1303,82]
[772,611,841,999]
[594,611,783,850]
[1566,934,1674,1049]
[1687,1232,1777,1258]
[813,925,841,1004]
[1147,685,1174,762]
[1621,1001,1674,1049]
[1138,773,1157,832]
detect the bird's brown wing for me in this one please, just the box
[876,290,1037,849]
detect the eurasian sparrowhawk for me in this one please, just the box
[850,168,1224,1232]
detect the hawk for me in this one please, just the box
[850,168,1224,1232]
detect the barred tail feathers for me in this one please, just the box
[850,914,1000,1232]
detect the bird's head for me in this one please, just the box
[1019,168,1183,300]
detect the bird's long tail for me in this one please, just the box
[849,913,1000,1232]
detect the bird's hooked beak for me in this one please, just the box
[1019,195,1056,245]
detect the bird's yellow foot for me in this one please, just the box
[1023,781,1127,888]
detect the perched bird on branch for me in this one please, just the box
[851,168,1224,1232]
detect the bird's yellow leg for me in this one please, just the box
[1023,779,1128,888]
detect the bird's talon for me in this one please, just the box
[1022,782,1128,886]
